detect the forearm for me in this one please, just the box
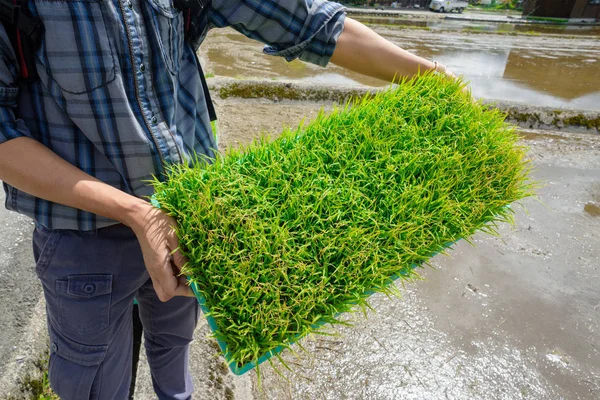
[330,17,440,82]
[0,137,148,228]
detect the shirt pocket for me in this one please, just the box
[145,0,184,74]
[33,0,116,94]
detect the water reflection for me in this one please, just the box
[202,27,600,110]
[353,17,600,36]
[204,32,388,87]
[503,52,599,100]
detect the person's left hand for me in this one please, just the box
[128,202,194,302]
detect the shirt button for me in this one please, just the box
[140,64,146,72]
[127,1,133,9]
[83,283,96,294]
[51,342,58,353]
[151,116,157,124]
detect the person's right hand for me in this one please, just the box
[434,61,471,96]
[128,202,194,302]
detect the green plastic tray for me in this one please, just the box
[153,196,506,375]
[187,264,419,375]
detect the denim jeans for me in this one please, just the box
[33,223,198,400]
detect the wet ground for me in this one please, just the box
[75,95,600,399]
[1,94,599,399]
[213,98,600,400]
[200,22,600,110]
[0,194,40,392]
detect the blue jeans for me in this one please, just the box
[33,223,198,400]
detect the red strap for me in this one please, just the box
[12,0,29,79]
[185,9,191,33]
[16,30,29,79]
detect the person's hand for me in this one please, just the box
[433,61,458,80]
[433,61,471,96]
[127,202,194,301]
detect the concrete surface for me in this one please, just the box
[1,96,599,399]
[0,189,46,399]
[212,98,600,400]
[141,97,599,399]
[207,77,600,132]
[443,13,600,26]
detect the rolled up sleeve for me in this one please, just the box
[0,23,33,145]
[209,0,346,67]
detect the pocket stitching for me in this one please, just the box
[50,332,108,366]
[68,275,113,297]
[34,0,117,94]
[36,230,62,279]
[146,0,183,74]
[147,0,178,17]
[47,331,108,399]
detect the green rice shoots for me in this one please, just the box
[152,74,533,371]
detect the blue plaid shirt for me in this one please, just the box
[0,0,345,230]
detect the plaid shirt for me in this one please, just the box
[0,0,345,230]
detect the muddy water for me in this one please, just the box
[354,16,600,36]
[585,203,600,217]
[518,131,567,141]
[201,26,600,110]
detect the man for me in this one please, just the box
[0,0,457,398]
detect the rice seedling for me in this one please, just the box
[152,73,533,374]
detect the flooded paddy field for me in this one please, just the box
[200,23,600,111]
[354,16,600,36]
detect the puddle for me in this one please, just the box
[584,203,600,217]
[201,27,600,110]
[518,131,566,141]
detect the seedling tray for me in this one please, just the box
[189,278,280,375]
[152,75,532,376]
[187,239,464,375]
[153,198,444,375]
[152,198,467,375]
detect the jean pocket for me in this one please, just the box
[56,274,113,335]
[48,329,108,400]
[33,227,62,279]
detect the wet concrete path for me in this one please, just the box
[222,99,600,400]
[131,97,600,399]
[0,193,40,392]
[1,98,598,398]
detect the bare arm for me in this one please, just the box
[0,137,145,224]
[0,137,192,301]
[330,17,454,82]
